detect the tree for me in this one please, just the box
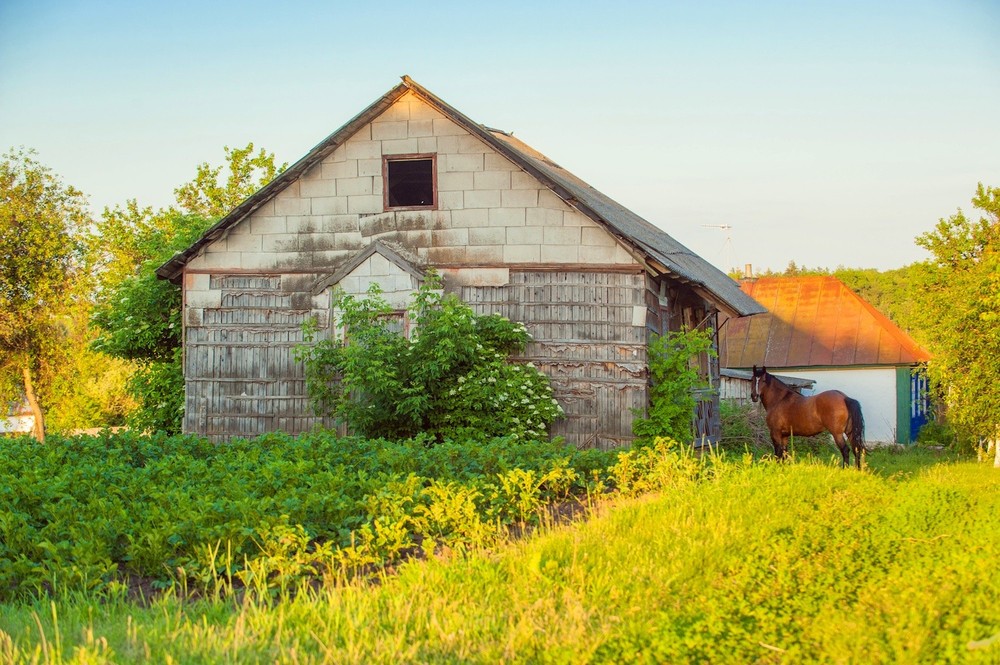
[40,296,137,431]
[0,149,89,441]
[913,183,1000,466]
[174,143,285,218]
[90,143,284,433]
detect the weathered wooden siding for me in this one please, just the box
[182,266,724,446]
[463,270,648,449]
[183,273,331,441]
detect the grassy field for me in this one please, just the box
[2,447,999,664]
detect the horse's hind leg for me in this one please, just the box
[851,441,863,470]
[833,433,850,469]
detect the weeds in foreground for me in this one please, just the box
[1,431,716,603]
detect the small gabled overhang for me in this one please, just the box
[311,240,424,296]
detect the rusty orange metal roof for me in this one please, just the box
[720,276,930,368]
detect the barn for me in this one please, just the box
[719,276,931,443]
[157,76,764,448]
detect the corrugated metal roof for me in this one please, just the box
[720,276,930,368]
[157,76,764,317]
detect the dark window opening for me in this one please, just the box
[379,310,410,337]
[385,155,436,209]
[340,310,410,342]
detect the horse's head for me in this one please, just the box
[750,365,768,403]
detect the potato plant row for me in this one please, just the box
[0,430,648,600]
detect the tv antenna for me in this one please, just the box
[702,224,735,273]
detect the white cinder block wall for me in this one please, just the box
[185,91,636,278]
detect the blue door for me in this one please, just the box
[910,370,929,442]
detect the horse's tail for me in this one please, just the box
[846,397,866,451]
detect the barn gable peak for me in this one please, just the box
[156,76,763,318]
[312,240,424,297]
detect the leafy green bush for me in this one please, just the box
[632,327,715,446]
[297,274,563,441]
[607,437,704,495]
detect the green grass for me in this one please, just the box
[3,449,998,664]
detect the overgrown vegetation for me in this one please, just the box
[296,276,563,442]
[632,327,715,446]
[0,429,645,601]
[2,446,996,663]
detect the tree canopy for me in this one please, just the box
[0,148,90,440]
[174,143,286,219]
[912,183,1000,463]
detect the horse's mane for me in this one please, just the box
[765,371,792,391]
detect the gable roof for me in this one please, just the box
[156,76,763,318]
[720,276,931,368]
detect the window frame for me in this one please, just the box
[382,153,438,211]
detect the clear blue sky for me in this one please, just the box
[2,0,997,272]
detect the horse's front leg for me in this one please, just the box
[770,433,788,461]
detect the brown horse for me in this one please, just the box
[751,366,866,469]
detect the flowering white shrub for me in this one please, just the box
[297,272,564,442]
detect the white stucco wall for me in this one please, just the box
[790,367,898,443]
